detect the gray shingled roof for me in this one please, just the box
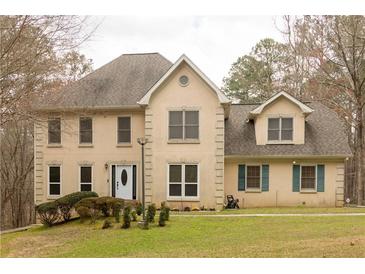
[36,53,172,109]
[225,102,352,157]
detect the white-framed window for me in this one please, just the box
[117,116,131,143]
[79,117,93,144]
[268,117,293,141]
[80,166,92,191]
[48,165,61,196]
[168,164,199,199]
[48,117,61,144]
[246,165,261,189]
[168,110,199,140]
[300,165,316,190]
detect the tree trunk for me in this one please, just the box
[356,108,364,205]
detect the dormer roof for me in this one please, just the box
[248,91,314,119]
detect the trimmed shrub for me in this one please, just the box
[35,201,60,227]
[95,197,124,217]
[161,201,170,221]
[158,209,166,227]
[136,202,143,216]
[56,191,98,221]
[184,206,191,212]
[113,203,122,223]
[147,203,156,223]
[102,219,113,229]
[75,197,100,223]
[192,207,200,211]
[131,210,137,222]
[121,206,131,229]
[76,206,90,223]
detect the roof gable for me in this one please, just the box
[249,91,314,118]
[137,54,231,105]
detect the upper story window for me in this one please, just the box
[168,110,199,140]
[48,118,61,144]
[79,117,92,144]
[117,116,131,143]
[268,117,293,142]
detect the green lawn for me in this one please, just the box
[172,206,365,215]
[1,213,365,258]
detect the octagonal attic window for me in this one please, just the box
[179,75,189,87]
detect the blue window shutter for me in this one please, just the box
[292,165,300,192]
[238,165,245,191]
[261,164,269,191]
[317,164,325,192]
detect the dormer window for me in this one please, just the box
[268,117,293,142]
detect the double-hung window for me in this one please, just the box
[168,110,199,140]
[268,117,293,142]
[246,165,261,189]
[48,166,61,196]
[301,165,316,190]
[48,118,61,144]
[80,166,92,191]
[168,164,198,198]
[79,117,93,144]
[117,116,131,143]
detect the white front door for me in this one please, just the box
[115,165,133,200]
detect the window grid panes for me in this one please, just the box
[301,166,316,190]
[168,164,198,198]
[246,165,261,189]
[117,117,131,143]
[80,166,92,192]
[48,118,61,144]
[79,117,92,144]
[49,166,61,195]
[169,110,199,140]
[268,117,293,141]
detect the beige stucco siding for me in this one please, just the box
[255,96,305,145]
[224,158,345,207]
[34,110,145,203]
[146,62,225,209]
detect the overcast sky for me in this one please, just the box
[80,16,285,86]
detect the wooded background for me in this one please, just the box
[1,15,364,231]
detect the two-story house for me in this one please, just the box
[33,53,351,209]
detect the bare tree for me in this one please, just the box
[282,16,365,205]
[0,15,96,230]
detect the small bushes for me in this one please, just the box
[75,196,125,223]
[161,201,170,221]
[76,206,91,223]
[102,219,113,229]
[131,210,137,222]
[56,191,98,221]
[192,207,200,211]
[75,197,99,223]
[147,203,157,223]
[121,206,131,229]
[35,201,60,227]
[96,197,124,217]
[136,202,143,216]
[35,191,99,227]
[158,209,166,227]
[184,206,191,212]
